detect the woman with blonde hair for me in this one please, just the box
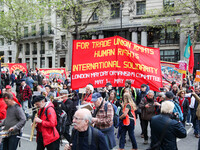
[118,93,137,150]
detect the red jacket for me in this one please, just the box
[36,102,60,146]
[0,98,7,122]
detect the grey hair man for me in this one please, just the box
[64,108,108,150]
[139,90,160,144]
[150,101,187,150]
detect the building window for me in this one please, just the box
[136,1,146,15]
[48,41,53,50]
[48,23,53,34]
[160,49,180,62]
[24,27,28,37]
[41,42,45,54]
[163,0,174,8]
[160,26,179,44]
[19,44,23,53]
[25,43,30,55]
[40,24,44,35]
[62,17,67,27]
[92,12,98,21]
[7,39,11,45]
[31,25,36,36]
[61,35,66,49]
[111,3,120,19]
[0,38,4,46]
[76,10,82,23]
[33,43,37,54]
[8,51,12,55]
[194,24,200,42]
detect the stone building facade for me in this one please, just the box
[0,0,200,72]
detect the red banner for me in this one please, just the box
[39,68,68,82]
[8,63,27,74]
[71,36,162,91]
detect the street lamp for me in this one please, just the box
[120,2,124,36]
[40,18,43,68]
[0,55,4,89]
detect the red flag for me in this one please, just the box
[189,46,194,74]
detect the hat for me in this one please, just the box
[105,82,112,87]
[141,84,146,88]
[33,95,45,103]
[67,83,71,87]
[165,91,174,99]
[45,85,51,89]
[60,90,69,94]
[183,78,187,81]
[6,85,11,89]
[21,78,26,82]
[91,92,102,102]
[57,79,62,83]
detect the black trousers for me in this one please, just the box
[142,120,149,140]
[37,133,60,150]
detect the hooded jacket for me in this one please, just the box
[36,101,60,146]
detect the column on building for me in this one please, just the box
[30,43,33,69]
[179,27,186,60]
[130,28,138,44]
[92,34,97,39]
[141,28,147,46]
[45,40,48,68]
[22,43,25,63]
[98,31,104,39]
[37,42,41,68]
[52,39,56,68]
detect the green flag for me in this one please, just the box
[184,35,192,59]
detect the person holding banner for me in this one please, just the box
[81,84,93,104]
[120,80,137,102]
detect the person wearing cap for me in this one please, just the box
[179,78,188,91]
[19,78,32,120]
[92,92,116,149]
[81,84,93,104]
[57,79,63,91]
[165,91,184,122]
[64,108,108,150]
[53,89,73,142]
[100,82,113,100]
[0,92,26,150]
[120,80,137,102]
[26,73,34,91]
[33,95,60,150]
[5,85,16,98]
[0,90,6,150]
[136,84,148,138]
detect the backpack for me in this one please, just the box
[104,101,119,128]
[173,101,184,121]
[45,106,68,136]
[70,126,99,150]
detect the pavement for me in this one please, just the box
[15,118,198,150]
[8,85,199,150]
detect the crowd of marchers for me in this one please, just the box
[0,69,199,150]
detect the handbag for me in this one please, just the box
[146,118,171,150]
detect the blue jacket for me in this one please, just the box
[150,114,187,150]
[25,77,34,89]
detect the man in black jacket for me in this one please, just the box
[64,109,108,150]
[150,101,187,150]
[53,89,73,142]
